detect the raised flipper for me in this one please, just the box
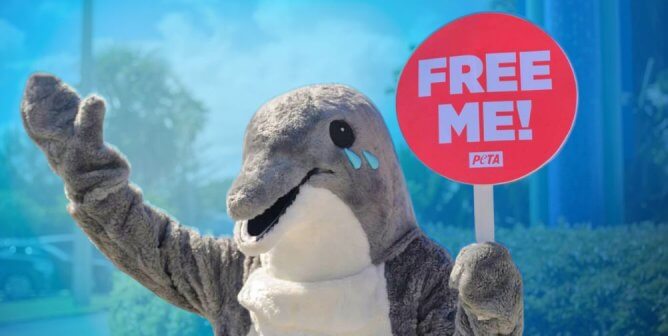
[21,74,252,336]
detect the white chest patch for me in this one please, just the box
[237,186,392,335]
[239,264,392,336]
[259,185,373,282]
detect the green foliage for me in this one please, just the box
[0,127,71,236]
[93,47,234,230]
[94,47,209,222]
[627,65,668,223]
[398,147,473,226]
[425,222,668,335]
[95,48,206,192]
[0,46,231,238]
[108,273,211,336]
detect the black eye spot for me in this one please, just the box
[329,120,355,148]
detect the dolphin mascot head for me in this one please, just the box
[227,84,418,281]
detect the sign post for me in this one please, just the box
[396,13,577,242]
[474,185,495,242]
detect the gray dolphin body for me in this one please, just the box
[21,74,523,335]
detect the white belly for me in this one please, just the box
[238,185,393,335]
[240,263,392,336]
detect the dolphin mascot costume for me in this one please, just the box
[21,74,523,335]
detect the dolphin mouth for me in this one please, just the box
[246,168,334,239]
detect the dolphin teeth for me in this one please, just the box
[362,150,380,170]
[344,148,362,169]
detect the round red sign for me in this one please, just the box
[396,13,577,185]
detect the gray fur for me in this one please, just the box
[22,74,253,336]
[385,235,523,336]
[22,73,523,335]
[450,242,524,335]
[227,84,418,263]
[385,233,459,335]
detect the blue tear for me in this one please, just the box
[363,150,380,169]
[344,148,362,169]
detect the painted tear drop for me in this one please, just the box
[344,148,362,169]
[363,150,379,169]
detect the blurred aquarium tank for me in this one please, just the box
[0,0,666,335]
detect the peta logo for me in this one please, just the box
[469,151,504,168]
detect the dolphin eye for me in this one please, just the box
[329,120,355,148]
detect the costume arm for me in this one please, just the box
[414,240,523,335]
[20,74,245,319]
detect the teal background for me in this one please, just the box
[0,0,666,335]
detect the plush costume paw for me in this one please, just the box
[21,73,128,201]
[21,74,80,166]
[450,242,523,334]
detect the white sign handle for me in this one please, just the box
[473,184,495,243]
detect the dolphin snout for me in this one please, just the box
[226,156,307,221]
[226,187,255,221]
